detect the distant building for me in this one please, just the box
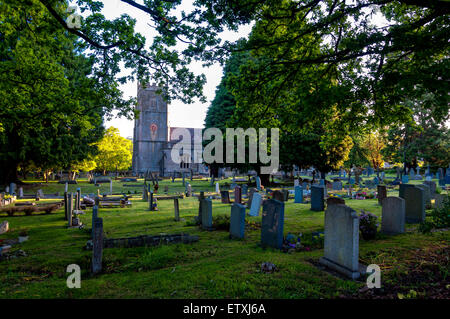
[132,83,208,176]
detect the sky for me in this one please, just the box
[92,0,253,139]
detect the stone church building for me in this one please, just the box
[132,83,208,176]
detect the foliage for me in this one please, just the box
[361,131,386,172]
[419,194,450,233]
[359,210,379,239]
[93,127,132,174]
[0,0,131,184]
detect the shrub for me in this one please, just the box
[359,210,379,240]
[419,194,450,233]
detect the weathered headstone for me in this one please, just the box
[294,186,303,203]
[92,217,103,274]
[319,204,361,279]
[377,185,387,205]
[248,192,262,217]
[18,187,23,198]
[230,203,246,239]
[272,190,284,202]
[234,186,242,204]
[247,188,257,208]
[68,192,73,227]
[282,189,289,202]
[326,197,345,206]
[423,181,436,197]
[311,185,325,211]
[256,176,261,190]
[415,184,431,209]
[91,205,98,238]
[399,184,414,199]
[381,197,405,235]
[215,182,220,194]
[220,190,230,204]
[149,191,155,211]
[201,198,213,230]
[261,199,284,249]
[174,198,180,221]
[402,175,409,184]
[404,186,425,223]
[197,191,205,222]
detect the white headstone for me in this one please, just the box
[215,182,220,193]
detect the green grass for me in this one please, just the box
[0,177,448,298]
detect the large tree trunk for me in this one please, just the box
[259,174,270,187]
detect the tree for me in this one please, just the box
[361,131,386,176]
[0,0,131,184]
[382,92,450,171]
[94,127,132,175]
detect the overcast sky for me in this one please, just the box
[93,0,253,139]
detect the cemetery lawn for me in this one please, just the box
[0,178,448,299]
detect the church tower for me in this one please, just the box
[132,83,168,175]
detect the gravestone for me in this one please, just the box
[404,186,425,223]
[230,203,246,239]
[249,192,262,217]
[67,192,73,227]
[234,186,242,204]
[326,197,345,206]
[149,191,155,211]
[198,191,205,222]
[294,186,303,203]
[381,197,405,235]
[201,199,213,230]
[18,187,23,198]
[91,205,98,238]
[261,199,284,249]
[294,179,299,187]
[272,190,284,202]
[220,190,230,204]
[332,181,342,191]
[9,183,16,195]
[282,189,289,202]
[319,204,361,279]
[242,184,248,196]
[215,182,220,194]
[92,217,103,274]
[37,189,44,198]
[174,198,180,221]
[415,184,431,209]
[423,181,436,196]
[247,188,257,208]
[402,175,409,184]
[399,184,414,199]
[311,185,325,211]
[377,185,387,205]
[65,182,68,193]
[256,176,261,190]
[185,183,192,197]
[349,177,355,185]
